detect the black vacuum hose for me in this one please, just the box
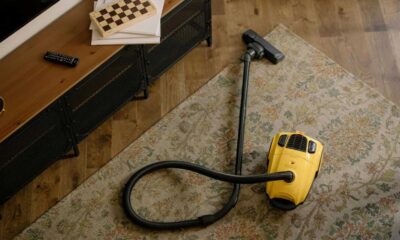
[122,161,294,229]
[122,51,293,229]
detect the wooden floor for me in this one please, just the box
[1,0,400,239]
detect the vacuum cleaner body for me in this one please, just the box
[266,131,323,210]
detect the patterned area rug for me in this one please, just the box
[16,25,400,240]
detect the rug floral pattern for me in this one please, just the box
[16,25,400,240]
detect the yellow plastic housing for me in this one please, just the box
[266,131,323,208]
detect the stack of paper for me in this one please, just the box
[90,0,164,45]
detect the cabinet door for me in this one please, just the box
[144,0,209,82]
[0,101,71,203]
[65,46,145,141]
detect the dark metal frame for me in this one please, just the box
[132,46,149,100]
[59,97,80,159]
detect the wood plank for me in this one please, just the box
[86,120,113,175]
[29,162,62,221]
[111,101,139,156]
[333,0,375,86]
[161,59,187,115]
[357,0,400,100]
[358,0,387,32]
[379,0,400,104]
[314,0,342,37]
[59,142,88,194]
[0,186,32,239]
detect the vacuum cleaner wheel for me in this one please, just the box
[269,198,298,211]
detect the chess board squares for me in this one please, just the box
[89,0,156,37]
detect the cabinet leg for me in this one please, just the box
[206,35,212,47]
[61,143,80,159]
[206,0,212,47]
[132,71,149,101]
[59,98,80,159]
[132,88,149,101]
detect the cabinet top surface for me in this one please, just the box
[0,0,183,143]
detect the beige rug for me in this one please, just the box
[16,25,400,240]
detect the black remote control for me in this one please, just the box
[44,51,79,67]
[242,29,285,64]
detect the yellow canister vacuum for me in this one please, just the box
[122,30,324,229]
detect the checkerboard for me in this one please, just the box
[89,0,156,37]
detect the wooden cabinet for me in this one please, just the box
[0,0,212,204]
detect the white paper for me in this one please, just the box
[90,36,160,45]
[91,30,160,45]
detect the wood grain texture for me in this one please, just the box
[0,0,183,143]
[1,0,400,239]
